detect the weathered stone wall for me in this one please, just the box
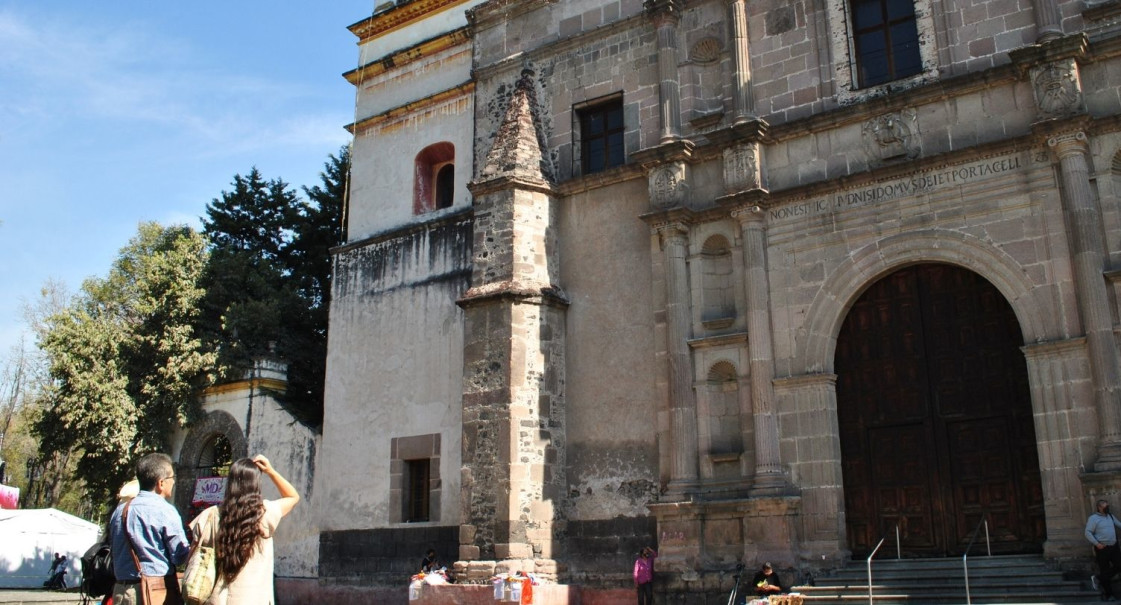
[557,179,662,525]
[319,215,472,534]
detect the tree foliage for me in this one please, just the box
[35,223,214,503]
[200,149,347,424]
[26,148,347,508]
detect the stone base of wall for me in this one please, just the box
[275,579,635,605]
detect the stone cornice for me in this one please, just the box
[1084,0,1121,22]
[639,207,696,231]
[631,139,697,170]
[1009,33,1091,76]
[456,283,571,309]
[719,189,771,210]
[349,0,475,44]
[687,331,748,350]
[554,163,645,196]
[343,28,471,85]
[346,80,474,134]
[333,207,473,256]
[467,175,557,197]
[468,0,558,31]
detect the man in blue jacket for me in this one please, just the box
[108,453,190,605]
[1086,499,1121,600]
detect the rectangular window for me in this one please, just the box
[851,0,922,88]
[578,99,625,175]
[404,459,430,522]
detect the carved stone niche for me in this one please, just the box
[862,109,920,164]
[1031,58,1086,120]
[723,142,760,194]
[648,161,691,209]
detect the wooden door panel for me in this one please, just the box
[838,264,1046,558]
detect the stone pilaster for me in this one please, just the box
[645,0,685,143]
[457,70,566,582]
[655,221,700,499]
[773,373,844,562]
[732,205,792,495]
[1047,131,1121,472]
[725,0,755,122]
[1022,338,1098,560]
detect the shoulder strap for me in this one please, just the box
[122,501,144,576]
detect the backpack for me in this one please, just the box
[80,540,115,598]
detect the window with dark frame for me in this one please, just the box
[578,100,625,175]
[434,164,454,210]
[404,458,431,522]
[851,0,922,88]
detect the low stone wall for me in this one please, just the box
[319,525,459,585]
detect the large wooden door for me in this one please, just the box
[837,264,1045,557]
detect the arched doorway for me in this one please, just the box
[837,263,1045,557]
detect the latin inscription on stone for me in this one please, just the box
[769,154,1023,221]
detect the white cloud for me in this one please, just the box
[0,8,347,156]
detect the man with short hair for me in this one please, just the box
[1086,499,1121,600]
[108,452,189,605]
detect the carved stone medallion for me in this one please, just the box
[648,162,690,208]
[723,143,760,193]
[1031,60,1084,119]
[862,110,919,163]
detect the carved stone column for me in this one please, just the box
[646,0,685,143]
[1048,131,1121,471]
[725,0,755,122]
[1030,0,1063,43]
[656,221,700,498]
[732,205,789,494]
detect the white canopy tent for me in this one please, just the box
[0,508,100,588]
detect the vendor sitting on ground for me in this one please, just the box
[753,562,786,597]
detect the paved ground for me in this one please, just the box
[0,589,86,604]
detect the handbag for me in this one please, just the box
[122,501,185,605]
[182,507,219,605]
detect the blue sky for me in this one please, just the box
[0,1,375,355]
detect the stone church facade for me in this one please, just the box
[309,0,1121,600]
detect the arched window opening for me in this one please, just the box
[414,142,455,214]
[196,434,233,478]
[435,163,455,210]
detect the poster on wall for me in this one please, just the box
[192,477,226,507]
[0,484,19,509]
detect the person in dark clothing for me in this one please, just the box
[753,562,785,597]
[420,549,440,573]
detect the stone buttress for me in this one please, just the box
[455,69,568,583]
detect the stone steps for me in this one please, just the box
[790,554,1096,605]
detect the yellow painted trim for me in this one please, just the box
[201,378,288,396]
[344,28,471,85]
[346,80,475,134]
[349,0,473,45]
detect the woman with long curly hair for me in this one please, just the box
[190,455,299,605]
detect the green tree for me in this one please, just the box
[35,223,213,504]
[285,147,349,418]
[200,150,347,425]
